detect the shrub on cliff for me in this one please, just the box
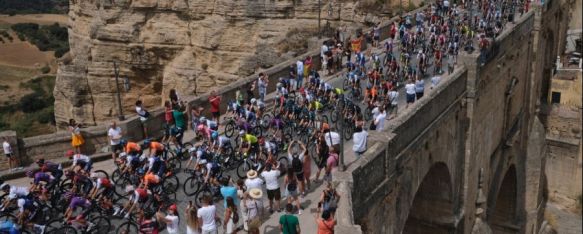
[0,0,68,14]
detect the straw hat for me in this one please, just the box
[247,170,258,179]
[249,188,263,199]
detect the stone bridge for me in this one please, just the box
[333,1,572,233]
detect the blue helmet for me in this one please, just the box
[211,132,219,139]
[142,139,151,148]
[120,139,127,146]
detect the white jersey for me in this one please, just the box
[72,154,91,166]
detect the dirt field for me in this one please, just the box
[0,64,39,104]
[0,33,56,69]
[0,14,68,26]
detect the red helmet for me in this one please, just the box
[168,204,177,212]
[65,150,75,158]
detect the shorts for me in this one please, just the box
[266,188,281,201]
[374,35,380,41]
[416,91,424,99]
[295,172,304,181]
[406,93,416,103]
[211,111,220,118]
[111,144,123,153]
[4,153,12,158]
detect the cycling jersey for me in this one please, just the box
[143,173,160,185]
[217,136,230,148]
[148,156,163,174]
[17,198,35,213]
[242,134,258,144]
[125,142,141,155]
[133,188,150,203]
[334,88,344,95]
[8,186,29,200]
[0,219,18,234]
[69,197,91,210]
[33,172,54,185]
[149,142,165,156]
[312,101,323,111]
[140,218,159,234]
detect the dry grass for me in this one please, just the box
[0,14,68,26]
[0,64,39,104]
[0,37,55,68]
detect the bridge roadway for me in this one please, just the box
[6,10,472,233]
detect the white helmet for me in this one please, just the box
[250,98,257,104]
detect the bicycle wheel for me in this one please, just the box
[252,126,263,137]
[225,122,236,138]
[166,157,182,173]
[92,170,109,179]
[89,215,111,233]
[183,176,202,196]
[0,213,15,222]
[111,169,122,183]
[115,221,138,234]
[344,124,353,140]
[236,160,252,179]
[330,111,338,123]
[113,177,132,197]
[162,175,180,194]
[261,113,272,129]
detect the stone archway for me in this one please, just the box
[489,166,519,233]
[403,163,455,234]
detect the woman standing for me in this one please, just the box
[223,197,238,234]
[236,179,248,232]
[284,167,302,214]
[303,150,312,192]
[135,100,150,138]
[186,201,201,234]
[68,119,84,154]
[314,135,329,182]
[315,210,336,234]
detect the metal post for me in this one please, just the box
[318,0,322,39]
[113,61,125,121]
[339,94,346,171]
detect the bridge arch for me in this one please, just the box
[403,162,456,234]
[489,165,519,233]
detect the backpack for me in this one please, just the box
[287,178,297,192]
[292,154,303,173]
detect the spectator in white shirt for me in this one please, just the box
[387,87,399,119]
[374,106,387,132]
[2,138,20,171]
[197,195,219,234]
[245,170,264,194]
[157,204,180,234]
[352,127,368,158]
[405,79,416,108]
[261,164,282,213]
[431,76,441,89]
[323,127,340,153]
[107,121,123,160]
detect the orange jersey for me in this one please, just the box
[125,142,141,154]
[149,142,164,155]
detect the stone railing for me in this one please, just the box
[333,66,469,232]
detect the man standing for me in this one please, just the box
[352,126,368,159]
[279,204,301,234]
[2,138,20,171]
[172,106,187,146]
[261,163,281,213]
[373,107,387,132]
[197,195,219,234]
[258,73,268,102]
[208,90,222,125]
[107,121,123,160]
[296,60,304,89]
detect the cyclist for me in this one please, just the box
[35,158,63,180]
[123,140,142,157]
[211,132,231,155]
[141,139,165,158]
[115,186,152,218]
[89,175,114,200]
[0,183,30,210]
[239,130,259,158]
[64,195,92,225]
[66,150,92,174]
[0,217,20,234]
[30,170,56,192]
[139,210,160,234]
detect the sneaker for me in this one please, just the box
[298,210,302,215]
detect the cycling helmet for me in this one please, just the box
[120,139,128,146]
[26,170,35,178]
[239,130,245,136]
[250,98,257,104]
[168,204,177,212]
[197,125,205,132]
[211,131,219,139]
[36,158,45,165]
[142,139,151,148]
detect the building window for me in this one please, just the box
[551,92,561,104]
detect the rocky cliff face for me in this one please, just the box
[54,0,394,127]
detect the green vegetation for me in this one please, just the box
[0,0,68,15]
[0,76,56,137]
[40,65,50,74]
[11,23,69,57]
